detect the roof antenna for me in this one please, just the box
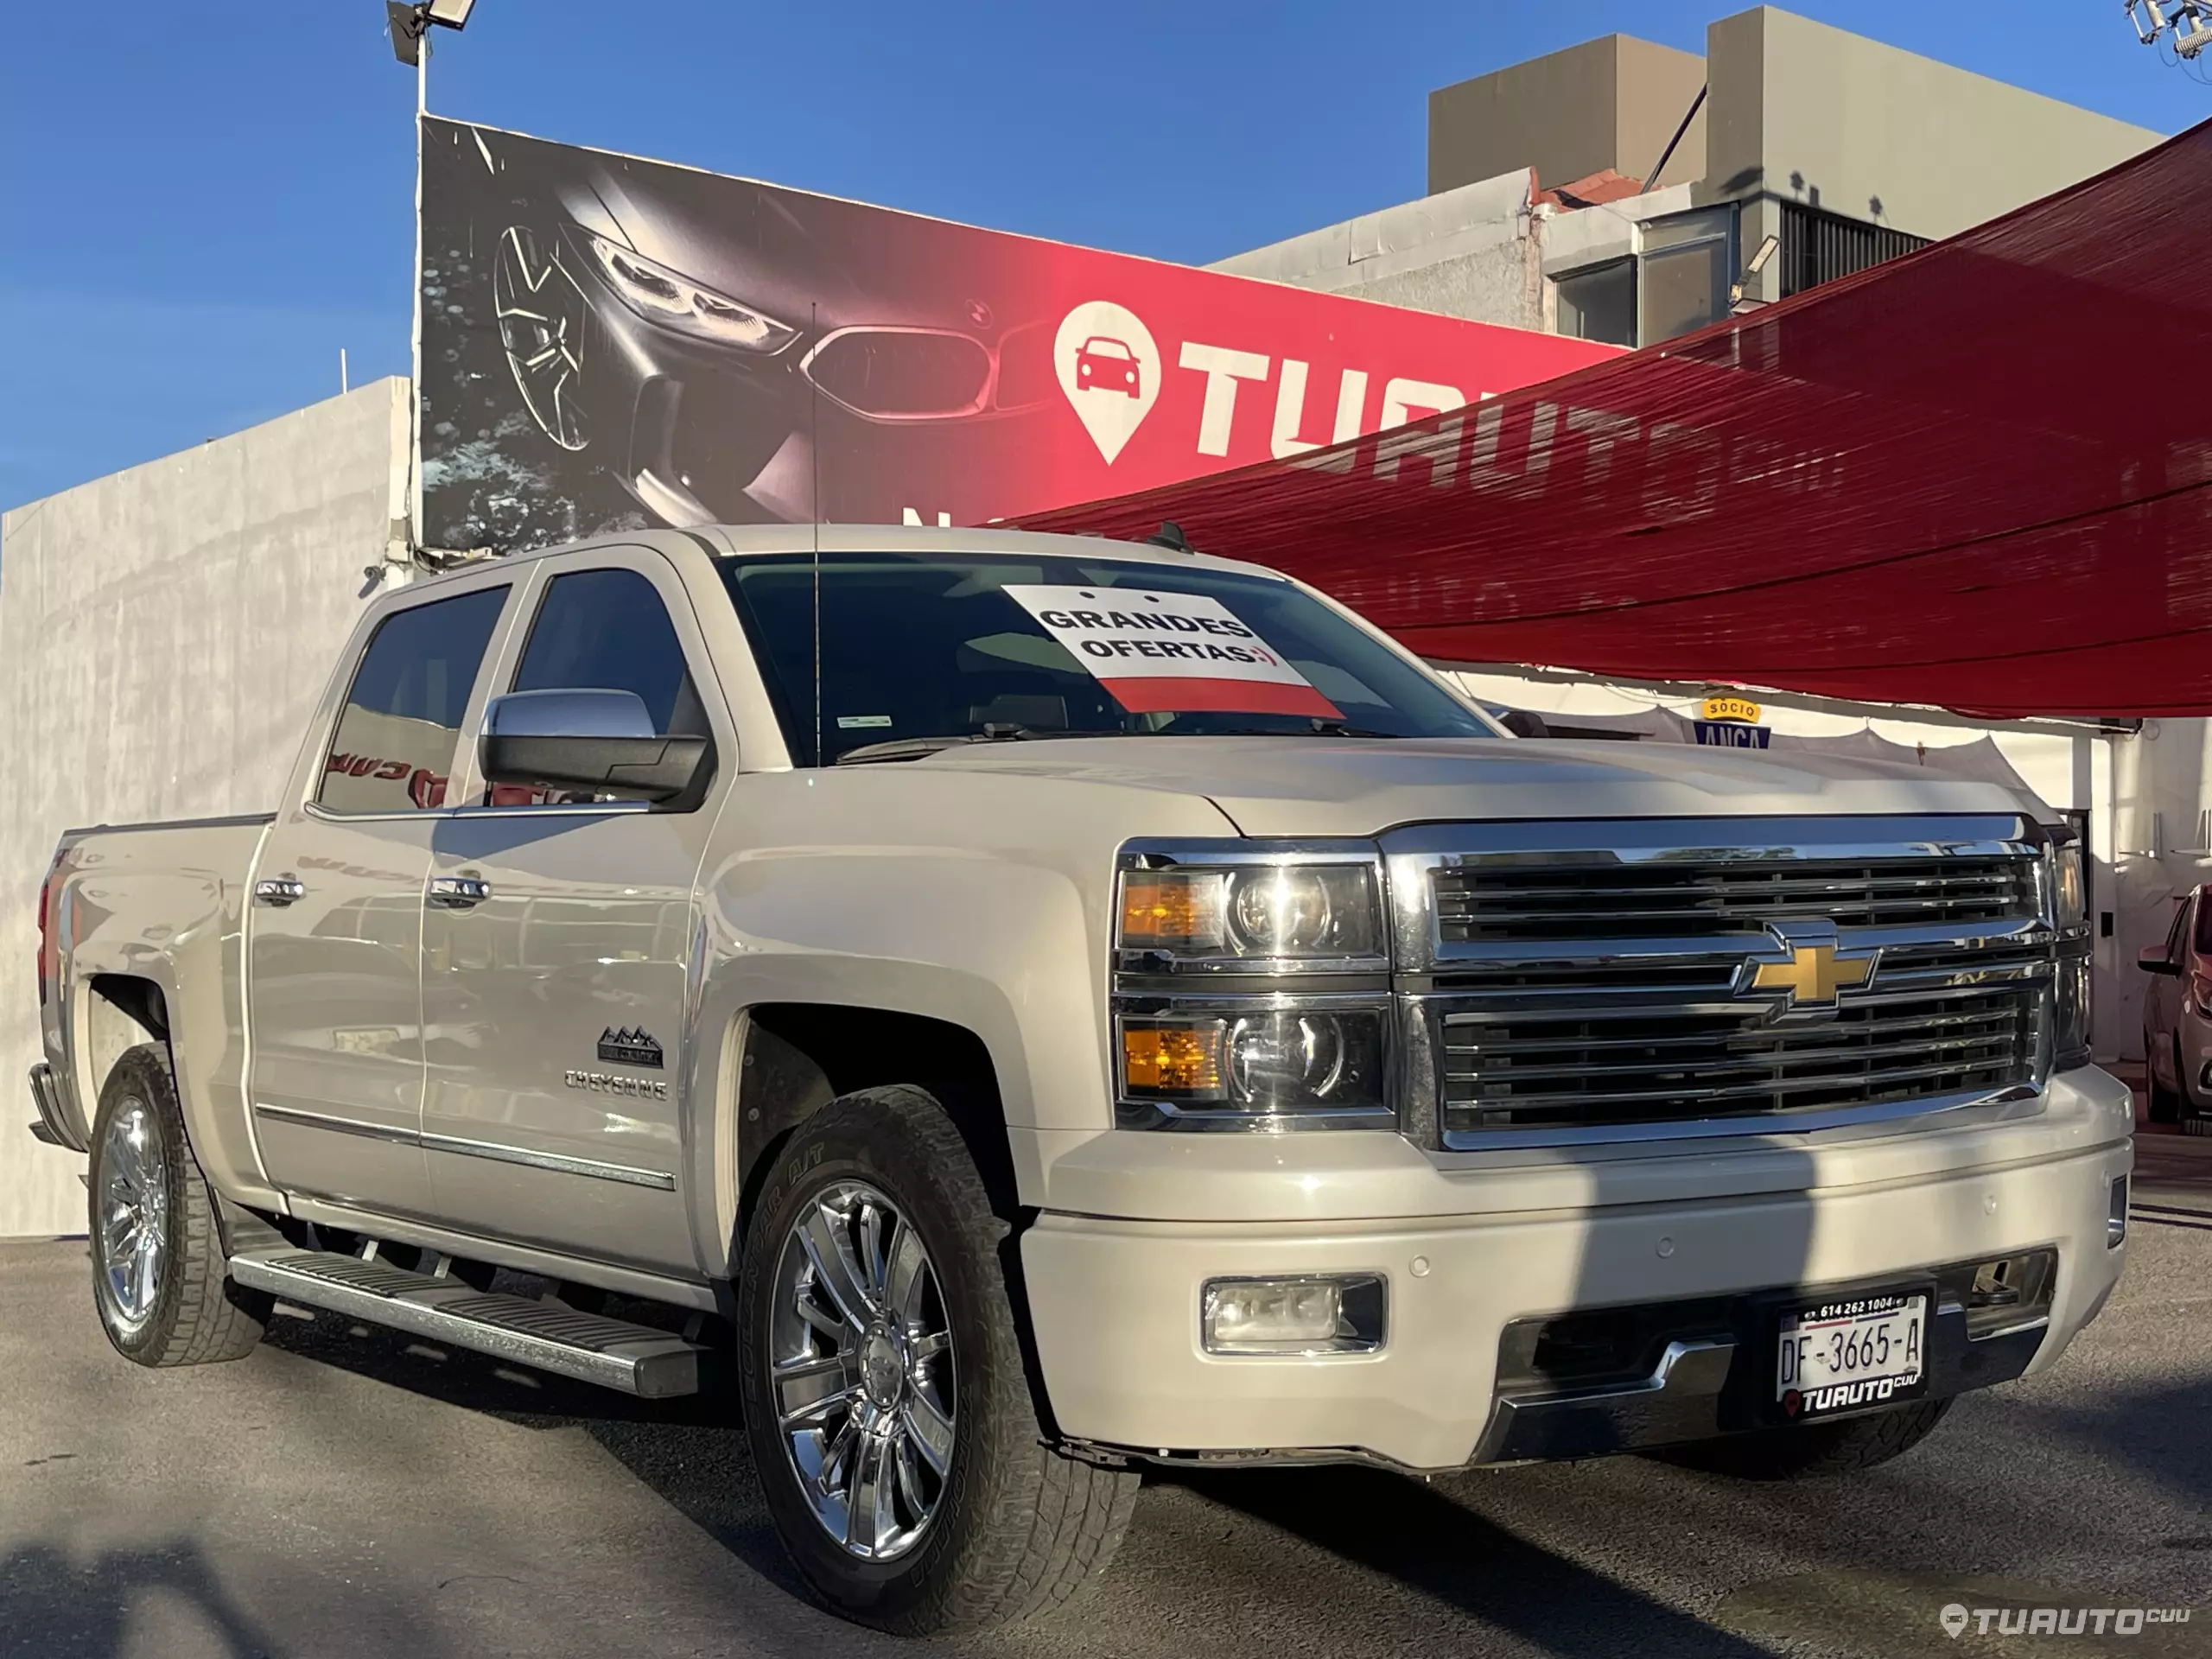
[810,301,823,767]
[1145,520,1196,554]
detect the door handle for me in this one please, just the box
[428,875,493,910]
[252,876,307,907]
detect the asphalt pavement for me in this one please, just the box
[3,1138,2208,1659]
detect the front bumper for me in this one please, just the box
[1020,1069,2132,1472]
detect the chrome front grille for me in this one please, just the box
[1435,855,2038,943]
[1440,982,2037,1133]
[1385,816,2057,1149]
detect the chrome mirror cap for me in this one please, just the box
[484,688,656,741]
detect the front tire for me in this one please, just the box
[1660,1396,1952,1480]
[738,1085,1136,1633]
[87,1044,269,1366]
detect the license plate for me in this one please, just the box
[1775,1292,1927,1419]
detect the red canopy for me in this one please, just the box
[1017,121,2212,718]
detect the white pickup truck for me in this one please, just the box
[29,524,2129,1632]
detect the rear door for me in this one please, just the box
[246,575,513,1219]
[417,549,729,1270]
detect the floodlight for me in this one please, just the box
[1747,234,1780,276]
[388,0,477,65]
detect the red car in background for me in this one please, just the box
[1076,336,1141,397]
[2139,881,2212,1134]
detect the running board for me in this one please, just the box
[227,1247,703,1398]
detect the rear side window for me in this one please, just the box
[318,587,508,812]
[485,567,707,806]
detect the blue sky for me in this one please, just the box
[1,1,2202,511]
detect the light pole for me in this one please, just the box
[385,0,477,563]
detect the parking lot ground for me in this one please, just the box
[3,1135,2207,1659]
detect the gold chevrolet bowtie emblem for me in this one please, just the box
[1750,944,1872,1007]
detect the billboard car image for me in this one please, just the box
[418,118,1614,550]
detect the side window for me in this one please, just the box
[318,586,508,812]
[487,566,707,806]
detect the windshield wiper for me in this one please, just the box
[1196,719,1403,739]
[835,725,1140,765]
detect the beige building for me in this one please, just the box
[1220,6,2161,347]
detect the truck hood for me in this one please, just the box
[919,736,2045,837]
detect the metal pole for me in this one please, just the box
[408,29,427,550]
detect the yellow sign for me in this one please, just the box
[1751,944,1872,1007]
[1700,694,1763,724]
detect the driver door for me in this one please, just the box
[417,550,729,1271]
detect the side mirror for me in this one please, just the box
[2139,945,2180,976]
[478,689,710,806]
[1497,709,1551,739]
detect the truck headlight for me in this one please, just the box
[1116,860,1384,968]
[1117,1005,1389,1128]
[2047,834,2086,933]
[2044,825,2091,1071]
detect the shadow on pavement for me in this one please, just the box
[259,1302,812,1606]
[1166,1463,1774,1658]
[0,1540,285,1659]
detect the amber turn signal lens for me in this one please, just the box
[1119,871,1226,950]
[1122,1023,1225,1096]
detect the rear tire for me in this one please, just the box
[2150,1037,2183,1124]
[1660,1396,1952,1480]
[86,1043,269,1366]
[737,1084,1137,1633]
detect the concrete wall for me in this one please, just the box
[1429,35,1708,196]
[0,379,409,1238]
[1707,7,2162,303]
[1209,169,1544,330]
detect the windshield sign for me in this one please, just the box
[1001,584,1338,719]
[719,550,1497,764]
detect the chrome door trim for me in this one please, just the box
[253,1102,417,1146]
[420,1129,676,1192]
[254,1103,674,1192]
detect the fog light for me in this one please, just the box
[1201,1274,1385,1356]
[2110,1174,2129,1249]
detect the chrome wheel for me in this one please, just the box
[98,1096,168,1332]
[769,1181,956,1561]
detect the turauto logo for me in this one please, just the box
[596,1026,664,1070]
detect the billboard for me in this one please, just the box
[418,118,1616,550]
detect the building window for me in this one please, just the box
[1552,206,1735,351]
[1637,207,1733,346]
[1556,259,1636,347]
[1778,203,1929,298]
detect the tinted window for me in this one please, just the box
[487,567,707,806]
[318,586,507,812]
[512,569,703,733]
[719,551,1495,765]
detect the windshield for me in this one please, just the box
[718,551,1498,765]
